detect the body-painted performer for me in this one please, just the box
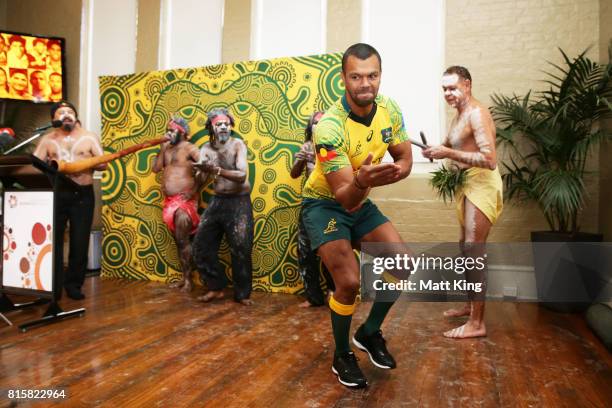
[291,111,335,307]
[152,116,201,292]
[193,108,254,305]
[422,66,503,339]
[301,43,413,388]
[34,101,106,300]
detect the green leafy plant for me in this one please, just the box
[491,46,612,233]
[430,164,467,204]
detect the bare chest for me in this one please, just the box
[202,145,238,170]
[164,144,194,166]
[447,113,473,148]
[46,135,96,162]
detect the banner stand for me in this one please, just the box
[0,293,50,326]
[0,155,86,332]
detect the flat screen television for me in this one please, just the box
[0,30,66,104]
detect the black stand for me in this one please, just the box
[0,293,50,327]
[17,302,85,333]
[0,155,87,332]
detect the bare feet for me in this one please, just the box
[237,298,253,306]
[299,300,314,308]
[443,322,486,339]
[197,291,224,302]
[169,279,193,292]
[443,305,471,318]
[169,280,183,289]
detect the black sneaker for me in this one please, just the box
[332,351,368,389]
[352,325,396,369]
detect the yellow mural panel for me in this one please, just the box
[99,53,343,293]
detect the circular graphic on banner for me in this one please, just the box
[20,258,29,273]
[32,223,46,245]
[34,244,52,290]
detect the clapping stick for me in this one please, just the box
[417,131,433,162]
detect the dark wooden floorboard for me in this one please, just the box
[0,277,610,408]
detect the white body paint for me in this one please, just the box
[471,109,492,156]
[441,73,459,87]
[47,134,102,162]
[442,74,464,108]
[464,198,478,240]
[444,106,492,168]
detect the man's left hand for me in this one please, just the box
[194,161,216,173]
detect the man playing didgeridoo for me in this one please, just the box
[423,66,503,339]
[301,43,413,388]
[153,115,201,292]
[33,101,106,300]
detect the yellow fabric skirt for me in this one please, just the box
[456,167,503,226]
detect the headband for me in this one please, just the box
[168,121,187,135]
[211,115,230,126]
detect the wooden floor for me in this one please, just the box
[1,277,611,408]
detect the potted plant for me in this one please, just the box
[491,46,612,311]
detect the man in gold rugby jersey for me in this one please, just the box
[301,43,413,388]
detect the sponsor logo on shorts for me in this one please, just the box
[323,218,338,234]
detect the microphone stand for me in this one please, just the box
[2,123,57,156]
[3,131,46,155]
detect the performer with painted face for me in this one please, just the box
[291,111,335,307]
[33,101,106,300]
[152,115,201,292]
[192,108,254,305]
[422,66,503,339]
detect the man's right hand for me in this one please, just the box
[356,153,402,187]
[159,135,171,152]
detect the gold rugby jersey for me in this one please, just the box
[302,94,408,200]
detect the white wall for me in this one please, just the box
[79,0,138,134]
[77,0,445,156]
[250,0,326,60]
[363,0,445,165]
[159,0,224,70]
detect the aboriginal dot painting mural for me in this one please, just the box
[99,53,343,293]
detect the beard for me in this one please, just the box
[217,132,230,144]
[348,87,377,107]
[60,113,76,131]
